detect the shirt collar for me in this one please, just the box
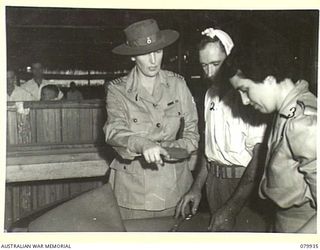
[125,66,168,93]
[158,70,168,87]
[33,78,45,86]
[278,80,309,117]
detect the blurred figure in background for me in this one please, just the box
[20,62,49,100]
[7,69,32,101]
[7,70,18,100]
[40,84,63,101]
[66,81,83,100]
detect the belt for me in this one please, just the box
[207,161,245,179]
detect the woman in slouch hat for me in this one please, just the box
[104,19,199,219]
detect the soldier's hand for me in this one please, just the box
[142,145,170,167]
[208,205,237,232]
[175,187,202,219]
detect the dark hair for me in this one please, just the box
[228,36,298,83]
[41,85,59,99]
[31,62,43,68]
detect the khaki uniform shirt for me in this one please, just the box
[104,67,199,210]
[259,80,317,209]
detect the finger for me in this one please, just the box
[208,216,216,231]
[207,223,212,231]
[179,198,189,218]
[220,221,230,232]
[175,199,184,219]
[156,163,163,169]
[191,198,200,215]
[154,151,164,166]
[143,152,151,163]
[180,198,191,218]
[154,153,163,165]
[159,147,170,158]
[210,220,221,232]
[175,198,185,218]
[149,152,156,163]
[158,158,164,166]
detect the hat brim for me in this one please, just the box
[112,30,179,56]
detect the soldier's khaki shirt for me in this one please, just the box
[104,67,199,210]
[259,80,317,209]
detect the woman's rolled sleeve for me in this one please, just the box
[286,114,317,206]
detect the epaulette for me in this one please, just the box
[296,94,317,116]
[166,71,185,80]
[108,76,126,86]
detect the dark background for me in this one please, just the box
[6,7,318,90]
[5,7,319,230]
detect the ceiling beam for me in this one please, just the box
[6,24,123,29]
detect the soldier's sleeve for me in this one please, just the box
[161,76,199,153]
[104,82,156,160]
[286,97,317,205]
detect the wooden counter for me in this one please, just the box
[6,144,110,183]
[5,100,113,230]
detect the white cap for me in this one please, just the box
[201,28,234,56]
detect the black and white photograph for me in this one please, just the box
[3,3,318,239]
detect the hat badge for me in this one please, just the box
[112,19,179,55]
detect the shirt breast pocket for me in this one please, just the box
[129,111,153,134]
[163,103,182,137]
[110,159,137,174]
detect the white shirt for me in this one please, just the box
[19,79,63,101]
[204,86,266,167]
[7,86,36,101]
[20,78,50,101]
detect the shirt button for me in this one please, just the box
[123,166,127,170]
[178,111,181,115]
[133,118,138,123]
[156,123,161,128]
[153,103,157,108]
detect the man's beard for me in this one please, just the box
[205,74,224,88]
[207,75,216,82]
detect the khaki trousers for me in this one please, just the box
[275,202,316,233]
[206,166,269,232]
[119,206,176,220]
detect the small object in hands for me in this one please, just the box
[163,147,189,162]
[169,213,193,232]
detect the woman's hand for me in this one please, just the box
[208,205,237,232]
[175,187,202,219]
[142,145,170,167]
